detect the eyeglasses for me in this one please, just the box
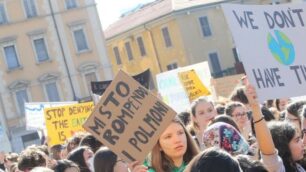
[232,112,247,118]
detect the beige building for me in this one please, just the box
[0,0,112,152]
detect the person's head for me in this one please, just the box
[177,111,191,126]
[79,134,103,153]
[208,114,240,132]
[67,146,93,172]
[30,167,53,172]
[275,98,290,112]
[18,149,46,172]
[268,121,304,171]
[54,160,80,172]
[66,132,87,153]
[261,106,275,122]
[225,102,248,128]
[150,116,199,172]
[203,122,249,156]
[4,153,19,170]
[285,100,306,132]
[302,106,306,145]
[184,147,241,172]
[190,97,217,132]
[236,155,268,172]
[49,144,63,161]
[94,147,128,172]
[229,86,249,105]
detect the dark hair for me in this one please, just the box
[79,134,103,153]
[236,155,268,172]
[302,106,306,119]
[184,147,240,172]
[209,115,240,132]
[177,111,191,126]
[50,144,63,160]
[268,121,297,172]
[66,132,87,153]
[225,101,244,117]
[261,106,275,122]
[286,100,306,117]
[265,100,274,109]
[17,149,46,171]
[229,86,249,105]
[215,104,225,115]
[94,147,118,172]
[150,116,199,172]
[67,146,91,172]
[54,159,79,172]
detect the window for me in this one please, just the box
[15,89,29,115]
[72,27,89,52]
[84,72,97,95]
[0,3,7,24]
[3,44,21,70]
[125,42,133,61]
[33,37,49,63]
[137,37,146,56]
[209,52,222,77]
[199,16,212,37]
[45,82,60,102]
[162,27,172,47]
[167,62,177,71]
[23,0,37,18]
[113,47,121,64]
[65,0,77,9]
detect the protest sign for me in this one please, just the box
[91,69,151,95]
[44,102,94,146]
[222,4,306,101]
[25,102,76,130]
[178,69,211,101]
[157,61,212,113]
[83,70,177,163]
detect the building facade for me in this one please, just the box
[0,0,112,152]
[105,0,291,85]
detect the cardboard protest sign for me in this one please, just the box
[83,70,177,163]
[91,69,151,95]
[44,102,94,146]
[222,4,306,101]
[25,102,77,130]
[178,69,211,101]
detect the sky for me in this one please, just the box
[97,0,155,30]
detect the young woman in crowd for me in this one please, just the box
[67,146,94,172]
[225,102,252,140]
[94,147,129,172]
[245,84,306,172]
[188,96,217,149]
[130,116,199,172]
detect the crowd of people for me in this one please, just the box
[0,77,306,172]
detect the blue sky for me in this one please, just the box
[97,0,155,30]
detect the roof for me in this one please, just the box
[104,0,225,39]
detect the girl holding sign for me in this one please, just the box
[130,116,199,172]
[245,84,306,172]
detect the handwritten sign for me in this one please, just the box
[83,70,176,163]
[222,4,306,101]
[178,69,211,101]
[44,102,94,146]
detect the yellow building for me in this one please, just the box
[0,0,112,152]
[105,0,290,84]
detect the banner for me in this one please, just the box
[222,3,306,101]
[178,69,211,101]
[44,102,94,146]
[83,70,176,163]
[25,102,77,130]
[91,69,151,95]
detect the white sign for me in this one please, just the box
[25,102,76,130]
[156,62,212,113]
[222,4,306,101]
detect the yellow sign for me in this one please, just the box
[178,69,210,101]
[44,102,94,146]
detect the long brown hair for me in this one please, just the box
[150,116,199,172]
